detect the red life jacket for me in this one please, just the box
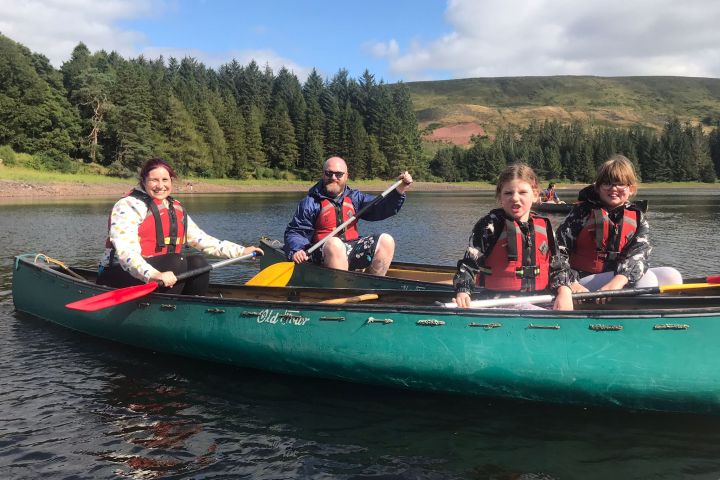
[570,205,638,273]
[543,187,556,202]
[105,190,188,261]
[478,214,553,292]
[312,196,359,242]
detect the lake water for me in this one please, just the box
[2,189,720,479]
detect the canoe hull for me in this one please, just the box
[12,255,720,414]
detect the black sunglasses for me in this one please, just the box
[324,170,346,179]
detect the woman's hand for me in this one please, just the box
[454,292,471,309]
[569,281,589,294]
[243,246,264,258]
[151,270,177,287]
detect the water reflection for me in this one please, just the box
[96,374,216,479]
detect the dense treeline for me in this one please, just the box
[1,33,720,183]
[430,119,720,183]
[0,34,423,180]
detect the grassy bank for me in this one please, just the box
[1,165,716,197]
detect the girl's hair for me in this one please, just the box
[495,163,540,200]
[139,158,177,184]
[594,155,638,188]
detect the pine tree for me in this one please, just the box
[199,105,229,177]
[245,104,267,172]
[344,108,370,178]
[300,69,326,177]
[262,99,299,171]
[107,60,155,172]
[320,90,342,157]
[429,148,459,181]
[272,67,306,151]
[164,95,209,174]
[709,125,720,178]
[217,93,249,178]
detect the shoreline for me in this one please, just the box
[0,178,494,199]
[1,178,716,201]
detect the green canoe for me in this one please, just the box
[257,237,456,291]
[12,254,720,414]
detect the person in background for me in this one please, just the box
[284,156,413,276]
[97,157,263,295]
[453,163,574,310]
[555,154,682,293]
[541,182,561,203]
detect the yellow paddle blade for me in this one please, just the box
[245,262,295,286]
[659,282,720,293]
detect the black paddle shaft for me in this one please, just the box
[571,286,660,301]
[162,251,258,285]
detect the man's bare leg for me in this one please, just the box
[322,237,349,270]
[366,233,395,276]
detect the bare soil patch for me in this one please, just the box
[423,122,486,145]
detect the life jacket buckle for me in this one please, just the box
[515,266,540,279]
[599,250,620,261]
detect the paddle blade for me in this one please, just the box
[708,276,720,284]
[245,262,295,287]
[66,282,159,311]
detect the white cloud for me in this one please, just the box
[365,38,400,57]
[373,0,720,79]
[0,0,156,65]
[0,0,314,80]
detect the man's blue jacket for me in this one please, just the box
[283,180,406,260]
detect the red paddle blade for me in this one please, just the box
[65,282,159,312]
[708,276,720,284]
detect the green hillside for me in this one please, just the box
[407,76,720,133]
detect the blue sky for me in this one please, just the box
[1,0,719,83]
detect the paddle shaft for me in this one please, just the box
[306,179,404,255]
[171,251,257,284]
[445,282,720,308]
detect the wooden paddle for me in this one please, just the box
[443,280,720,309]
[246,179,405,287]
[319,293,379,304]
[66,251,258,312]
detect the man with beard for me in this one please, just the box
[283,156,413,275]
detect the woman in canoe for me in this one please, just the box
[556,154,681,293]
[453,163,574,310]
[97,158,263,294]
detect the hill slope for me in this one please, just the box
[407,76,720,143]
